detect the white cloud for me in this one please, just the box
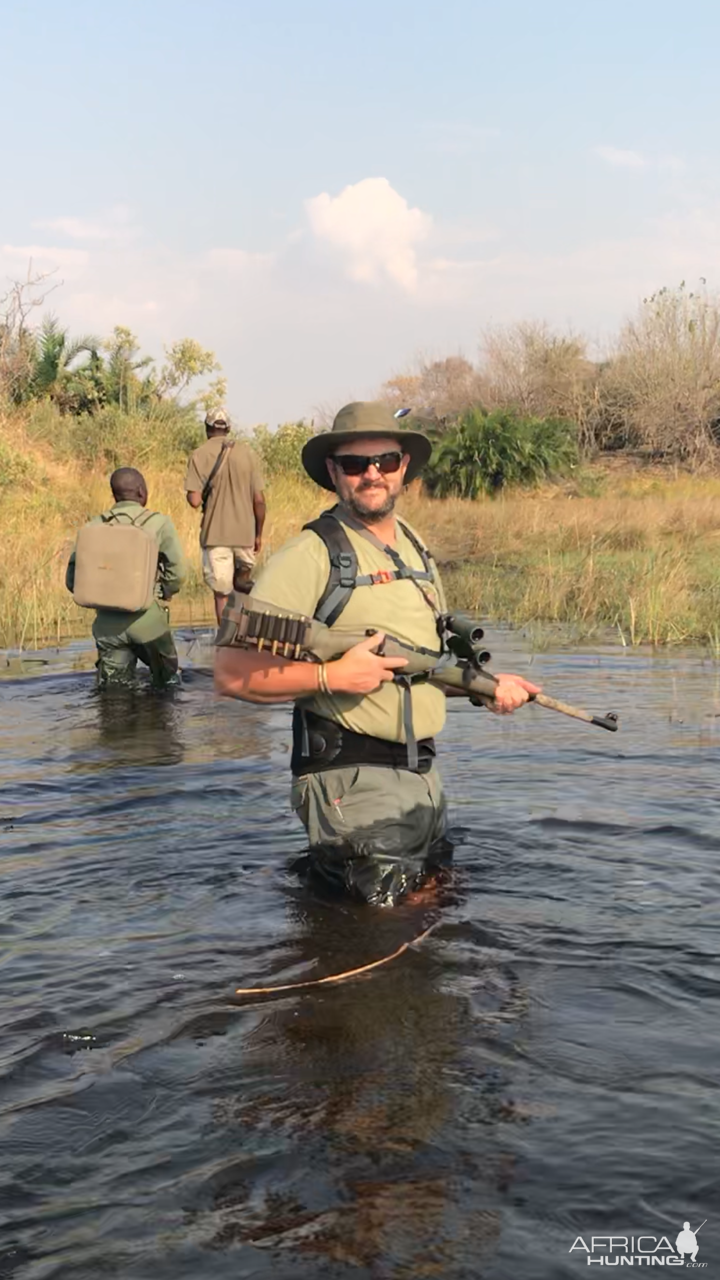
[1,243,89,273]
[416,203,720,330]
[305,177,432,291]
[33,206,138,243]
[202,248,275,273]
[35,217,113,240]
[594,145,648,169]
[6,184,720,425]
[427,256,498,276]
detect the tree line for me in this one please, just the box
[380,281,720,495]
[0,266,226,417]
[3,267,719,498]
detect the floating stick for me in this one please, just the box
[233,922,437,999]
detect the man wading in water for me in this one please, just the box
[185,407,266,625]
[215,402,539,906]
[66,467,185,689]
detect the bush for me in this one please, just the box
[481,321,597,440]
[25,400,203,470]
[424,407,578,499]
[0,438,35,489]
[382,355,485,421]
[595,283,720,465]
[249,421,318,479]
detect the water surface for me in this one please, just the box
[1,632,718,1278]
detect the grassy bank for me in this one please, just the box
[3,411,720,650]
[0,419,328,648]
[412,478,720,650]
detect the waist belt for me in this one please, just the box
[291,707,435,776]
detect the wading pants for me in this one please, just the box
[93,602,180,690]
[290,763,451,906]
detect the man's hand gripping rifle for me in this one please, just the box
[216,596,619,732]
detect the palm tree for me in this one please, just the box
[31,316,102,408]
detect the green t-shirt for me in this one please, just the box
[253,514,447,743]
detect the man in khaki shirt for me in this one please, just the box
[185,407,266,624]
[215,401,539,907]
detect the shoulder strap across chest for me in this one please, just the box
[102,509,159,527]
[303,506,437,626]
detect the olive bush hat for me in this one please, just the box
[302,401,432,491]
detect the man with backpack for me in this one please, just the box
[66,467,186,689]
[184,407,266,625]
[214,401,539,907]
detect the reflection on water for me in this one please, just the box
[0,634,719,1278]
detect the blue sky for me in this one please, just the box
[3,0,719,423]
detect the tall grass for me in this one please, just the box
[3,406,720,650]
[402,478,720,648]
[0,411,327,649]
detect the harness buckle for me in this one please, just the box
[370,570,395,585]
[335,552,356,589]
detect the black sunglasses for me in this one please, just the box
[332,451,403,477]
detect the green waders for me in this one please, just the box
[92,602,180,690]
[290,763,450,906]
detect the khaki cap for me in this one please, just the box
[205,406,230,428]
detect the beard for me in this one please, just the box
[345,482,397,523]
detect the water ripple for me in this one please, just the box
[0,637,718,1277]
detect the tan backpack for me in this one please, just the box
[72,510,160,612]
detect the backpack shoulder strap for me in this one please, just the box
[395,517,435,575]
[303,507,359,626]
[304,509,439,626]
[100,509,159,528]
[131,509,160,529]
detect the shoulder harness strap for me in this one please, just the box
[303,507,438,627]
[303,507,359,626]
[201,440,235,511]
[301,509,441,771]
[395,517,434,576]
[100,509,159,527]
[131,509,160,528]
